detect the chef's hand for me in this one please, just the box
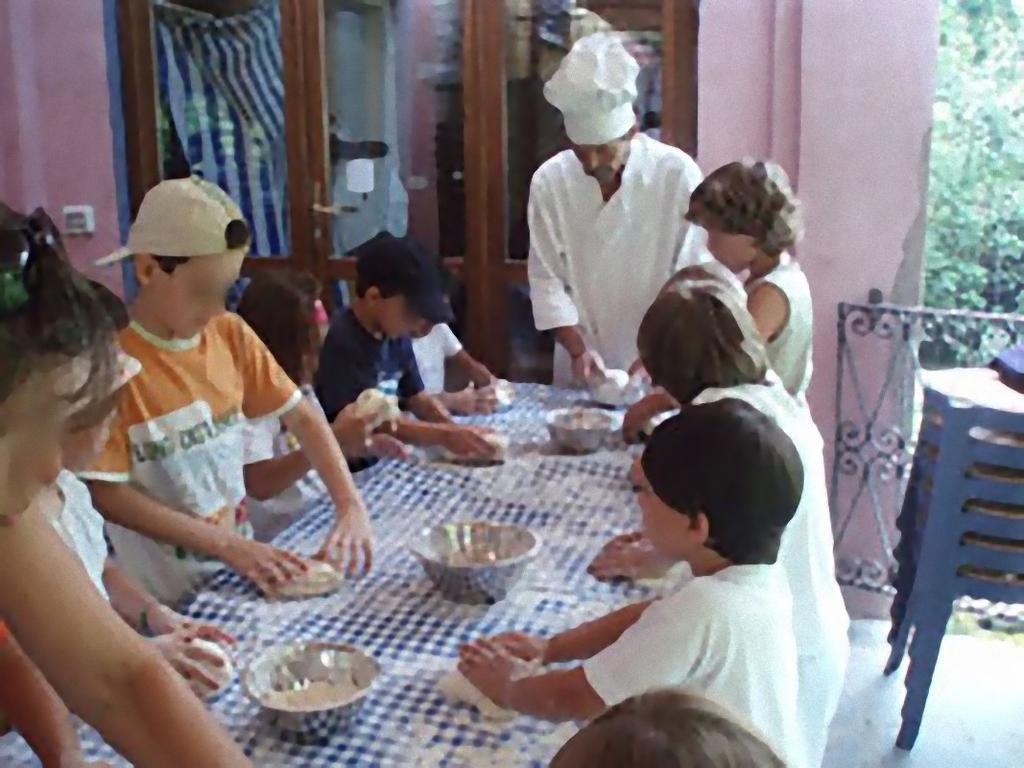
[458,639,519,708]
[318,502,374,575]
[571,349,605,386]
[440,425,498,459]
[222,537,309,596]
[149,625,233,696]
[487,632,549,664]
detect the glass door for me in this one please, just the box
[307,0,467,310]
[117,0,313,286]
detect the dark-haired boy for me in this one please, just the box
[314,232,502,462]
[459,400,807,767]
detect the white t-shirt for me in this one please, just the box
[52,470,110,600]
[693,377,849,767]
[242,386,326,542]
[584,564,803,767]
[412,324,463,394]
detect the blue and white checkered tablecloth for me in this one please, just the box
[1,385,655,767]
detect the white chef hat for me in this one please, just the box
[544,33,640,146]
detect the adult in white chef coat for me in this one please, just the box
[528,33,705,385]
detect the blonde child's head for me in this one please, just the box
[236,270,322,386]
[552,689,786,768]
[98,177,252,341]
[638,277,768,404]
[1,205,122,511]
[686,160,802,277]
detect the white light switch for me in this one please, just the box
[62,205,95,235]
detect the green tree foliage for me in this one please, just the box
[925,0,1024,313]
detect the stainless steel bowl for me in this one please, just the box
[409,521,541,604]
[242,642,379,744]
[546,407,621,454]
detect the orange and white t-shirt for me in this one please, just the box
[81,312,300,603]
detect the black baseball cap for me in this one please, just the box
[355,232,453,324]
[641,399,804,565]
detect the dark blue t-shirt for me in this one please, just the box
[314,308,424,421]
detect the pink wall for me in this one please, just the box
[699,0,938,444]
[0,0,122,293]
[699,0,939,591]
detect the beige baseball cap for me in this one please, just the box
[97,176,249,266]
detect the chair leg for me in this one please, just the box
[884,613,912,676]
[896,600,953,751]
[886,469,923,675]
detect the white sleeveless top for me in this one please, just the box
[52,470,110,600]
[748,255,813,400]
[692,375,849,664]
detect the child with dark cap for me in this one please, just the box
[458,399,806,767]
[315,232,503,462]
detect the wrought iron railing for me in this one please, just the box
[831,301,1024,594]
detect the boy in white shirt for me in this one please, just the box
[411,321,498,415]
[458,399,807,767]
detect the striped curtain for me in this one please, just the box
[155,1,287,256]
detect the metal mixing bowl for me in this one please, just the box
[242,641,379,744]
[546,407,621,454]
[409,521,541,604]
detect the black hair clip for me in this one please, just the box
[0,207,63,318]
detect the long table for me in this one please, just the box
[1,385,653,767]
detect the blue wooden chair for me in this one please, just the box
[885,375,1024,749]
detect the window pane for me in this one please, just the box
[153,1,289,256]
[323,0,465,259]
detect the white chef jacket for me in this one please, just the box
[584,564,804,767]
[693,376,849,767]
[527,133,706,384]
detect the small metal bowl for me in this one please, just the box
[409,521,541,604]
[547,407,621,454]
[242,642,379,744]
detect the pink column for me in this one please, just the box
[0,0,122,292]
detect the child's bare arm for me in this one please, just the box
[89,481,236,556]
[0,511,249,767]
[243,451,312,501]
[394,417,498,460]
[623,389,680,443]
[406,392,452,424]
[103,560,164,632]
[451,349,494,388]
[747,282,789,342]
[281,399,373,573]
[88,482,307,595]
[545,600,654,663]
[504,668,605,721]
[459,641,605,722]
[0,635,82,767]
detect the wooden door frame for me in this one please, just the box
[114,0,311,277]
[116,0,698,377]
